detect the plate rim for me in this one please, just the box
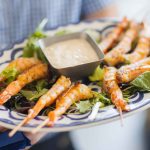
[0,101,149,132]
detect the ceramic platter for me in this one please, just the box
[0,19,150,132]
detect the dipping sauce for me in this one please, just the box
[45,39,99,68]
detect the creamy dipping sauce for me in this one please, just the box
[45,39,99,68]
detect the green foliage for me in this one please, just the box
[131,71,150,91]
[0,67,19,83]
[23,19,48,63]
[89,66,104,81]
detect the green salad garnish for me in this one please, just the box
[76,101,91,113]
[67,91,111,114]
[0,67,19,84]
[20,79,49,101]
[131,71,150,91]
[20,88,48,101]
[89,66,104,81]
[122,71,150,100]
[23,19,48,63]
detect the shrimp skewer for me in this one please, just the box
[99,17,129,53]
[124,36,149,64]
[0,57,41,82]
[118,36,150,64]
[9,76,71,137]
[48,84,93,123]
[103,67,129,111]
[122,57,150,68]
[116,57,150,83]
[24,76,71,124]
[104,22,140,66]
[117,65,150,83]
[0,63,48,105]
[32,83,93,133]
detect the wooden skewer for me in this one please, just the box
[9,81,72,136]
[9,117,28,137]
[32,118,50,134]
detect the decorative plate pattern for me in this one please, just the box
[0,19,150,132]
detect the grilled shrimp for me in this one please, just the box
[0,57,41,82]
[104,22,140,66]
[117,65,150,83]
[30,84,93,133]
[123,36,150,63]
[126,57,150,67]
[48,83,93,123]
[103,67,129,111]
[0,63,48,105]
[99,17,129,53]
[23,76,71,124]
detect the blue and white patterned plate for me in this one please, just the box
[0,19,150,132]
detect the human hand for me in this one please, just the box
[24,132,47,145]
[0,126,46,145]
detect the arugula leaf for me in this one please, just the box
[36,79,48,92]
[121,71,150,100]
[0,67,19,83]
[20,88,48,101]
[92,91,111,105]
[23,19,48,63]
[20,90,36,101]
[20,78,49,101]
[131,71,150,91]
[89,66,104,81]
[74,91,110,114]
[76,101,91,113]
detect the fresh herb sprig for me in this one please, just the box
[23,19,48,63]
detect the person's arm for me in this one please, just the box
[82,0,118,20]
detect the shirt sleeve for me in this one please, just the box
[82,0,114,16]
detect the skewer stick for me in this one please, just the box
[9,117,28,137]
[10,78,72,136]
[32,118,50,134]
[118,107,123,127]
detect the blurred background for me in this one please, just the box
[30,0,150,150]
[117,0,149,18]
